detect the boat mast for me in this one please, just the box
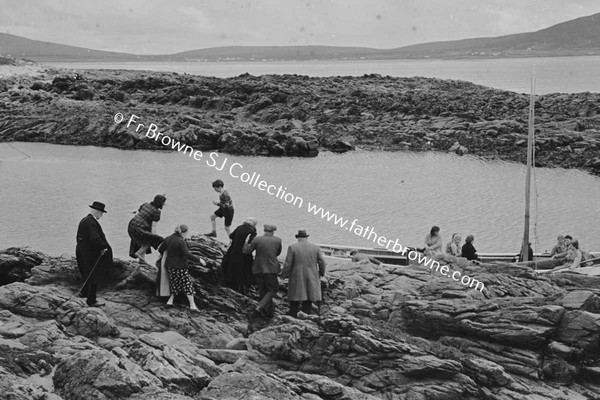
[521,67,535,262]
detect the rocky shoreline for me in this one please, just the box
[1,58,600,174]
[1,240,600,399]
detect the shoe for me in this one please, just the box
[88,302,106,307]
[165,304,174,309]
[204,231,217,238]
[189,307,201,313]
[296,311,309,319]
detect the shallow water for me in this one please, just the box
[45,56,600,94]
[1,142,599,259]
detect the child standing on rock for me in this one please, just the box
[205,179,234,238]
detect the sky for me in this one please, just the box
[1,0,599,55]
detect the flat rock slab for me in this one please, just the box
[555,290,600,312]
[201,349,249,364]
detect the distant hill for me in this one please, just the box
[1,12,599,62]
[384,12,600,58]
[0,33,140,61]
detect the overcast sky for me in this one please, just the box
[1,0,599,55]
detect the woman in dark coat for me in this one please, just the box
[76,201,113,307]
[159,224,202,311]
[461,235,480,261]
[222,217,257,294]
[128,194,166,262]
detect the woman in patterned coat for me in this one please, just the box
[159,224,202,311]
[128,194,166,262]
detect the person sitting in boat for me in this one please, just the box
[549,239,582,272]
[424,226,443,259]
[549,235,567,257]
[552,235,572,260]
[349,249,382,265]
[445,233,462,257]
[461,235,480,262]
[519,237,580,270]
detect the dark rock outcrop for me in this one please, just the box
[1,241,600,399]
[1,66,600,173]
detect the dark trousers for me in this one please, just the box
[290,301,312,318]
[81,283,98,306]
[255,273,278,317]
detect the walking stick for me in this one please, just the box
[78,248,108,294]
[50,249,107,311]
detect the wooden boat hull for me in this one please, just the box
[318,243,412,266]
[318,243,600,271]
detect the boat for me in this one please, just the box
[517,70,598,274]
[319,243,413,266]
[536,256,600,275]
[318,243,600,267]
[319,70,597,273]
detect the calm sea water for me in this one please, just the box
[1,142,599,260]
[44,56,600,94]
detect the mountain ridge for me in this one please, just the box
[1,12,599,61]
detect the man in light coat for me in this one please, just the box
[280,229,326,318]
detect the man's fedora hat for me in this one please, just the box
[295,229,309,238]
[89,201,107,213]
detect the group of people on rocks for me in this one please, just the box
[221,220,326,319]
[75,179,327,319]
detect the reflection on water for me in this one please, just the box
[1,142,599,259]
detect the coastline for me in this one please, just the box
[1,59,600,175]
[1,244,600,398]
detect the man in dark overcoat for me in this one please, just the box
[76,201,113,307]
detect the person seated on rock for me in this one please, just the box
[424,226,443,259]
[349,249,382,265]
[445,233,462,257]
[549,239,582,273]
[549,235,567,257]
[159,224,202,312]
[461,235,480,262]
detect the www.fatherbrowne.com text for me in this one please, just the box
[118,113,485,292]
